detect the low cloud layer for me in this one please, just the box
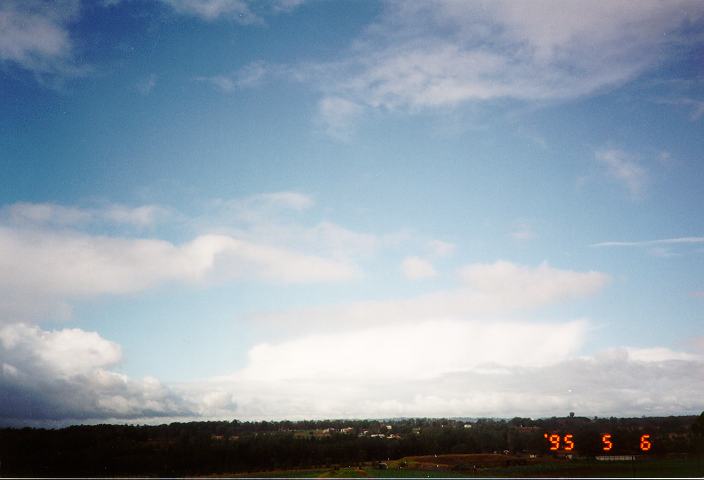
[1,259,700,423]
[256,261,609,330]
[7,319,697,425]
[2,320,702,424]
[0,198,363,321]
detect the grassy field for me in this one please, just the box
[222,453,704,478]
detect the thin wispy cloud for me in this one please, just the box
[316,96,363,141]
[158,0,259,23]
[157,0,307,22]
[510,221,538,241]
[592,236,704,247]
[427,240,456,258]
[1,202,170,228]
[657,96,704,121]
[595,149,649,198]
[136,73,157,95]
[196,61,270,93]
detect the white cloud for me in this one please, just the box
[306,0,704,120]
[401,256,436,280]
[0,225,358,321]
[595,149,650,198]
[0,323,193,422]
[0,195,392,320]
[255,261,609,330]
[0,323,121,377]
[158,0,308,22]
[232,220,381,261]
[0,0,85,78]
[102,204,167,228]
[427,239,455,257]
[201,193,385,260]
[457,261,606,302]
[197,61,270,93]
[317,96,363,140]
[159,0,257,22]
[0,227,358,295]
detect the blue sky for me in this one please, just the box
[1,0,703,425]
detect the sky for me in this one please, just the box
[1,0,704,426]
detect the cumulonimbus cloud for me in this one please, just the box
[0,323,194,424]
[182,321,704,420]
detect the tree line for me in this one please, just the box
[0,413,702,476]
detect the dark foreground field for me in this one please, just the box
[219,453,704,478]
[2,415,703,477]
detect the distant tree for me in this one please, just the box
[693,412,704,438]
